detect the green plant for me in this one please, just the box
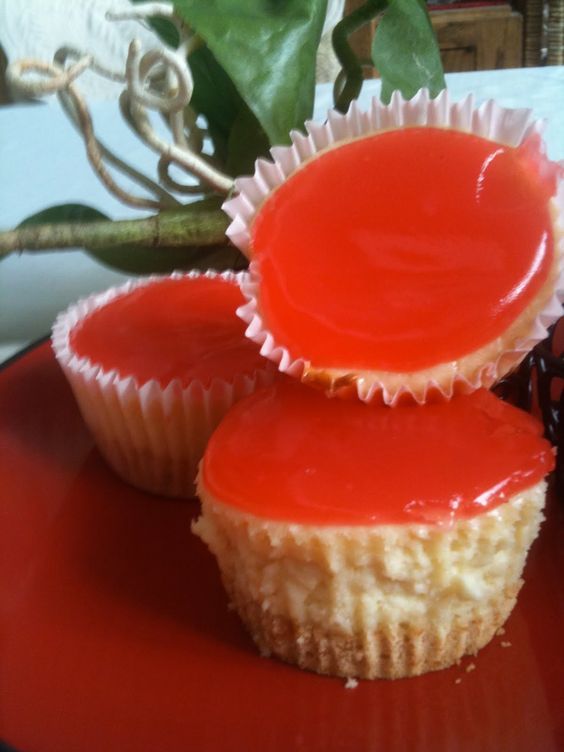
[0,0,445,273]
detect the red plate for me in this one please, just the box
[1,342,563,752]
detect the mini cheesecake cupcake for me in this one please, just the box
[224,90,564,405]
[52,271,277,498]
[193,380,554,679]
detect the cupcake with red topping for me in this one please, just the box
[52,271,277,497]
[224,90,563,405]
[193,380,554,679]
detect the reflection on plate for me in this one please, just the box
[1,343,563,752]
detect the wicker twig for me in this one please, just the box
[5,2,234,211]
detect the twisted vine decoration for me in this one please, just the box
[5,1,234,211]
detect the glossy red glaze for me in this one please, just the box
[1,343,563,752]
[70,276,267,387]
[203,380,554,525]
[252,128,555,371]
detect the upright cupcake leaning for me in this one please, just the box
[194,90,563,679]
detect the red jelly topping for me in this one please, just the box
[70,277,268,387]
[252,128,556,372]
[203,380,554,526]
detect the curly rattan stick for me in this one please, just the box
[110,6,212,170]
[122,41,234,193]
[6,56,180,209]
[157,155,205,194]
[126,41,192,113]
[58,90,180,208]
[54,46,126,83]
[121,86,233,194]
[106,3,184,31]
[6,57,92,97]
[52,47,180,207]
[6,3,234,206]
[58,82,166,209]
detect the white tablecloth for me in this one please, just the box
[1,66,564,362]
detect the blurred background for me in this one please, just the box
[1,0,563,105]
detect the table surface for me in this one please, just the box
[1,341,563,752]
[1,66,564,362]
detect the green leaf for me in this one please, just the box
[372,0,445,104]
[89,241,247,275]
[145,16,180,48]
[18,204,108,227]
[173,0,328,146]
[190,46,270,173]
[130,0,180,47]
[225,105,271,176]
[188,45,247,164]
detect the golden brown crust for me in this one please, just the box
[225,578,520,679]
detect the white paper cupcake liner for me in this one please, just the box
[223,88,564,405]
[52,270,277,497]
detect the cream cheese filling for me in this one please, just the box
[194,479,546,633]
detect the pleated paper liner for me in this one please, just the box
[52,271,276,498]
[223,89,564,406]
[194,477,546,679]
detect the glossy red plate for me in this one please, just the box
[1,342,563,752]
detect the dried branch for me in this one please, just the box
[121,40,233,193]
[0,207,228,257]
[54,46,126,83]
[57,91,181,207]
[158,155,205,194]
[5,2,234,213]
[7,57,179,209]
[6,56,92,97]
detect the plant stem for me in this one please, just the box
[332,0,387,113]
[0,208,229,257]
